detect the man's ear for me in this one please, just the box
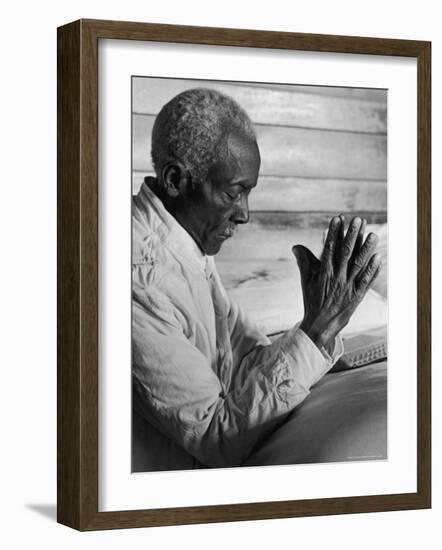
[161,162,188,198]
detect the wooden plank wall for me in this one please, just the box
[132,77,387,334]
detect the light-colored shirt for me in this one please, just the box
[132,180,343,471]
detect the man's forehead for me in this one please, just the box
[208,132,260,186]
[217,130,260,165]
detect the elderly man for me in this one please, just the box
[132,88,380,471]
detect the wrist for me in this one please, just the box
[299,320,335,352]
[297,326,336,363]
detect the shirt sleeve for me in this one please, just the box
[133,277,343,469]
[226,298,343,411]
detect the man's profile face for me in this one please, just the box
[179,131,261,255]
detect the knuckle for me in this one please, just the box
[335,279,345,293]
[342,244,352,257]
[347,226,358,238]
[324,242,333,256]
[352,285,361,298]
[369,254,381,269]
[360,273,371,285]
[353,255,365,268]
[366,232,378,244]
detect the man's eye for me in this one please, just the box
[225,192,239,201]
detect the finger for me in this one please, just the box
[292,245,320,280]
[337,216,362,271]
[333,214,345,271]
[348,217,367,275]
[355,253,382,295]
[349,231,378,279]
[320,216,341,274]
[292,245,318,308]
[352,218,367,259]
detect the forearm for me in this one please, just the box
[134,324,341,469]
[133,363,290,468]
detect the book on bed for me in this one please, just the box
[331,325,387,372]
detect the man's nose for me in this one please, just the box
[231,194,249,224]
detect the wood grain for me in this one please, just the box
[57,18,99,531]
[416,39,432,512]
[133,114,387,178]
[234,82,388,102]
[133,77,387,133]
[57,20,81,529]
[216,219,386,261]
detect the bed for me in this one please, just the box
[245,360,387,466]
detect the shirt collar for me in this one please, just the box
[135,179,208,273]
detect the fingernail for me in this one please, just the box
[353,217,361,228]
[331,216,340,226]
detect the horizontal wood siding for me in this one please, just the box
[133,114,387,179]
[132,77,387,333]
[133,78,387,133]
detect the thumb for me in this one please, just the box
[292,245,318,278]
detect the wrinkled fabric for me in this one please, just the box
[132,180,343,471]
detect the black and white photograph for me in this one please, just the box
[2,0,435,542]
[131,77,388,472]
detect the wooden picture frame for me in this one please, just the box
[57,18,431,530]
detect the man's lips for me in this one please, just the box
[217,227,236,239]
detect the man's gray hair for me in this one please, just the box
[151,88,256,182]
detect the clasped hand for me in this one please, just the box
[292,216,381,355]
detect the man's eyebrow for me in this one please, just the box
[229,180,256,189]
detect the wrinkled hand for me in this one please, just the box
[292,216,381,354]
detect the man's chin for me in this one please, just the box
[202,230,236,255]
[203,237,229,256]
[204,243,223,256]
